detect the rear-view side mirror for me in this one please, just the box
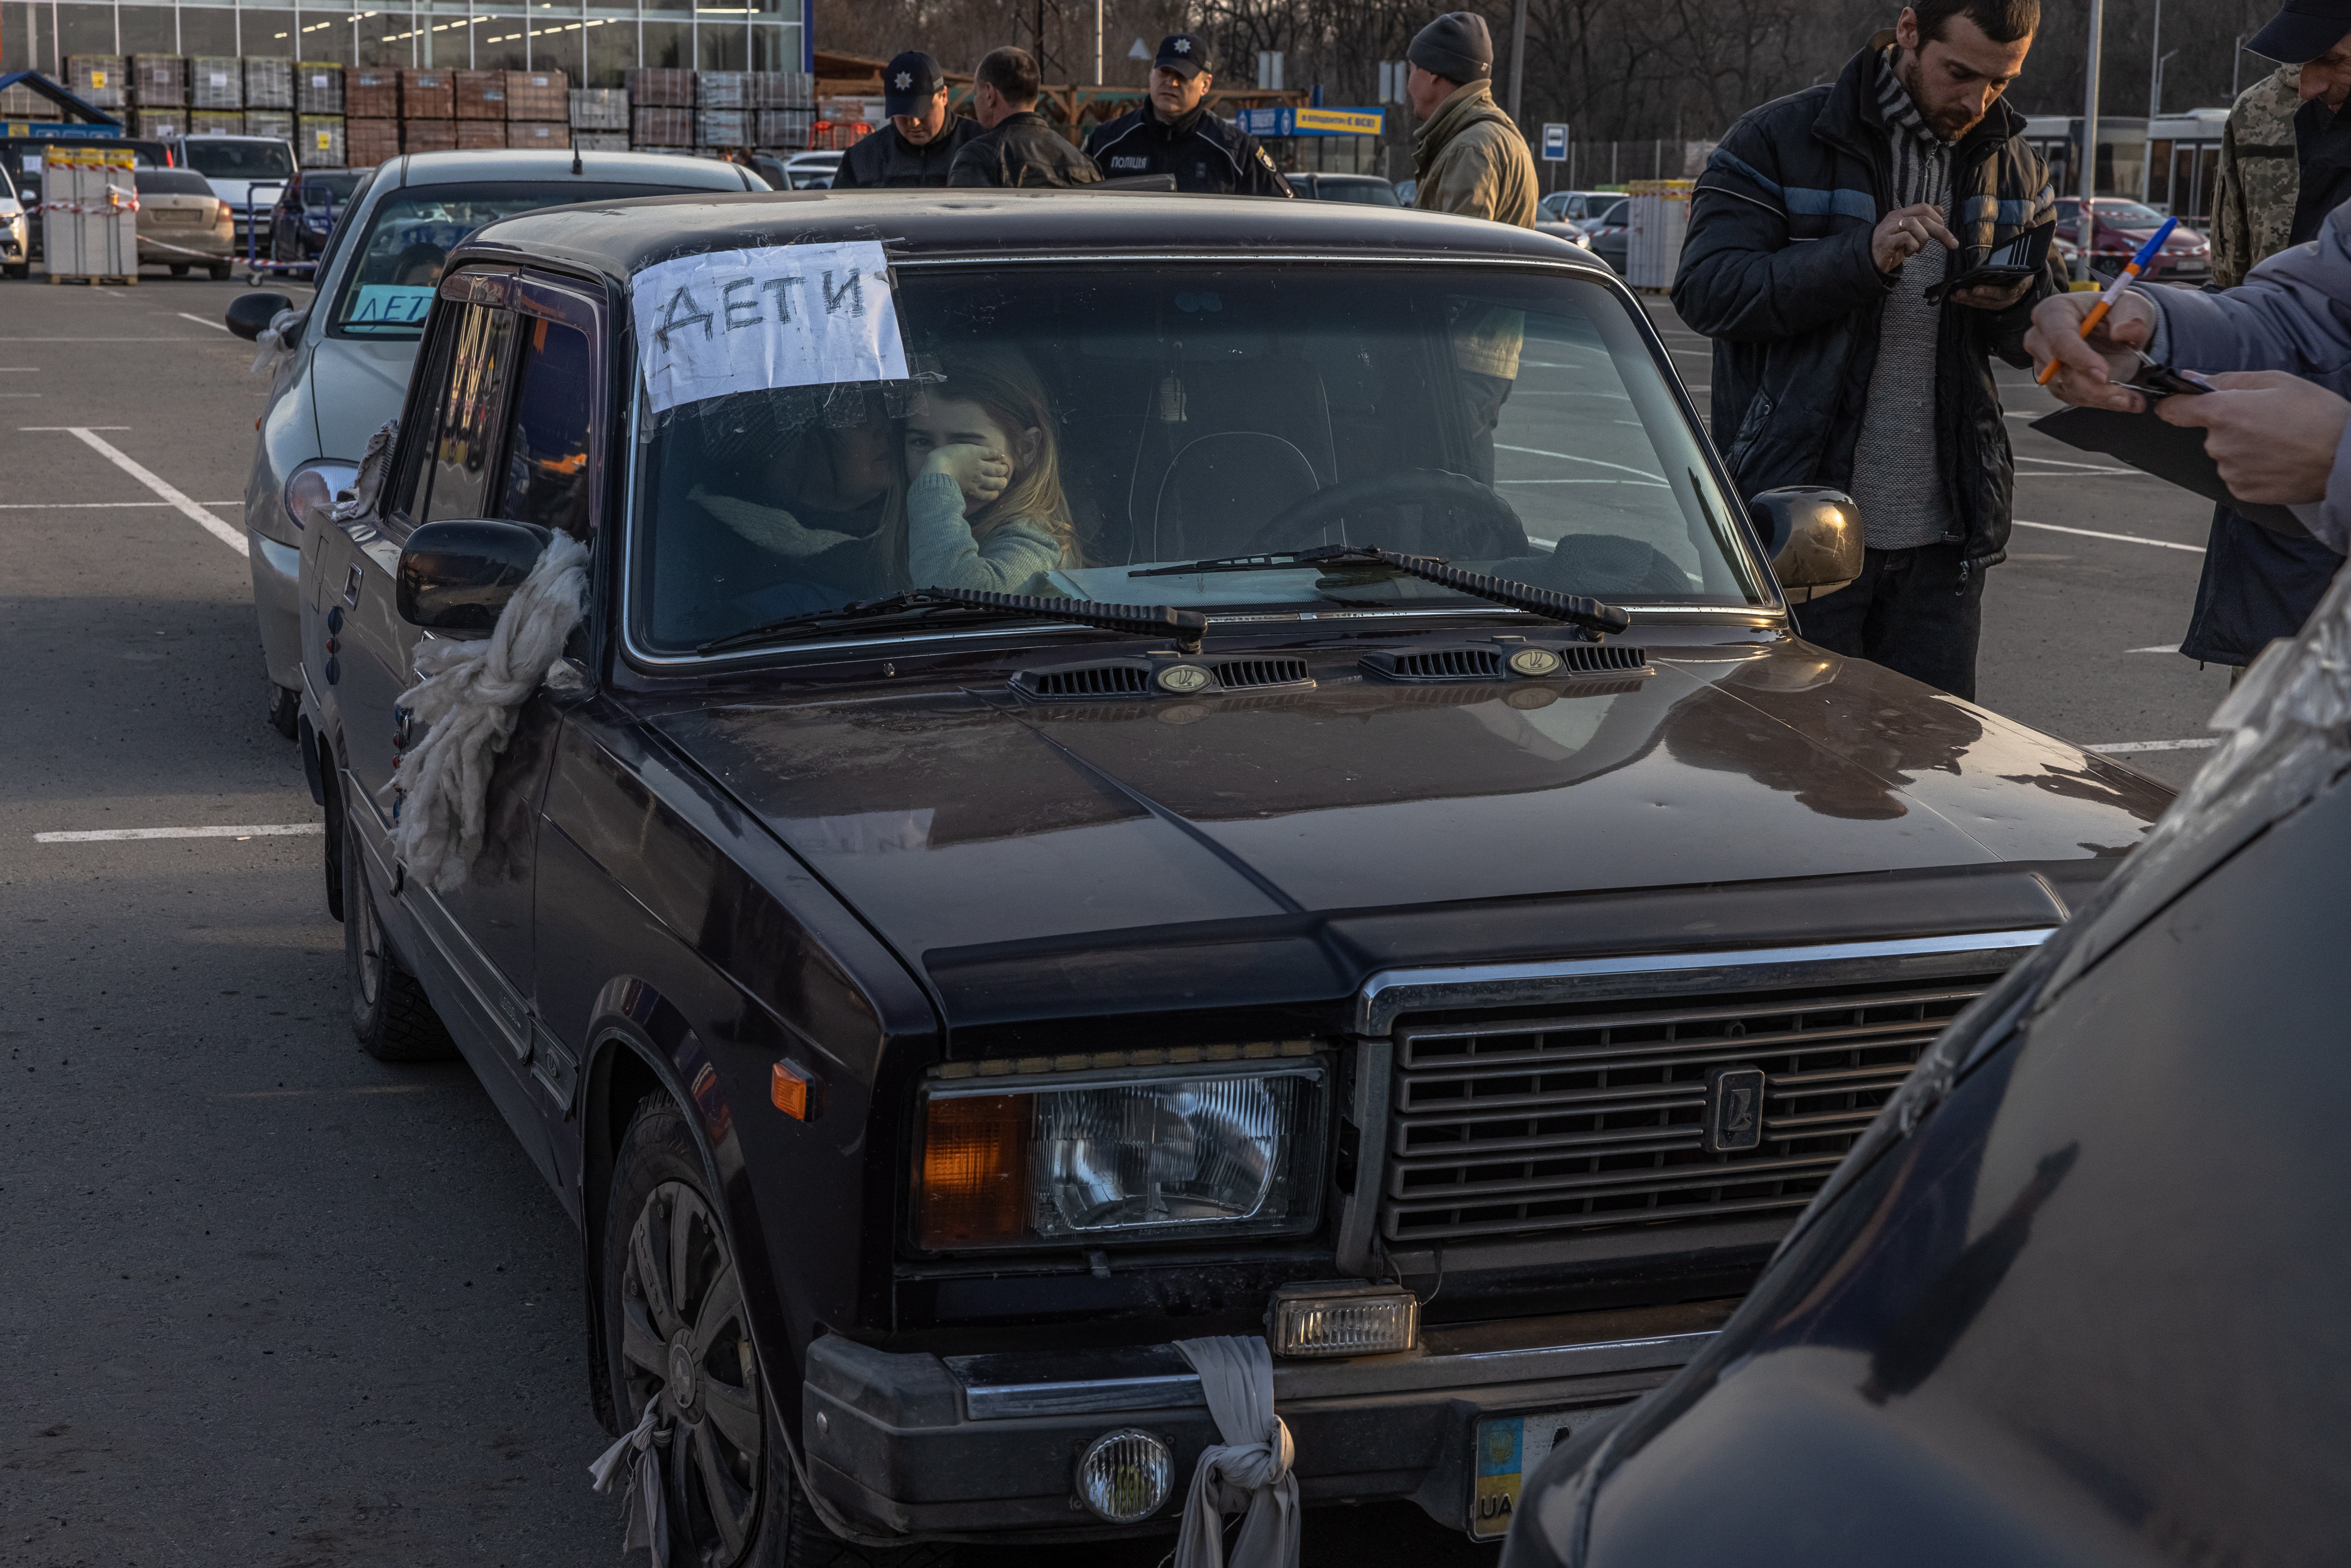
[225,290,294,342]
[1747,487,1863,603]
[398,519,551,630]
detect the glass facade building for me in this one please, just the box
[2,0,809,86]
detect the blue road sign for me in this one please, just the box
[1541,123,1568,162]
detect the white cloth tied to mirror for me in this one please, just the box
[331,419,398,523]
[249,306,308,375]
[1173,1336,1300,1568]
[588,1398,672,1566]
[386,530,588,893]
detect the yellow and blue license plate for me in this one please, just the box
[1470,1405,1615,1540]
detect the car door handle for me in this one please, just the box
[342,563,363,606]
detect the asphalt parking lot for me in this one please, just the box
[0,270,2231,1567]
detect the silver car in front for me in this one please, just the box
[229,147,766,735]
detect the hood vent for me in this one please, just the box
[1216,657,1311,690]
[1362,642,1651,683]
[1015,663,1151,699]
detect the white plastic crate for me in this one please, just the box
[1626,179,1692,290]
[42,145,136,279]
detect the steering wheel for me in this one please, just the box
[1245,468,1529,559]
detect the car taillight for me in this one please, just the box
[216,199,231,224]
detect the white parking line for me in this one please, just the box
[2012,519,2204,553]
[23,426,246,555]
[0,499,244,509]
[33,823,322,842]
[2086,738,2219,754]
[2127,645,2177,653]
[176,311,230,332]
[1495,442,1668,482]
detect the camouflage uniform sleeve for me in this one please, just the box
[2217,65,2302,289]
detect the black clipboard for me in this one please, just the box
[2028,405,2312,536]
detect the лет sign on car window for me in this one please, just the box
[630,240,909,414]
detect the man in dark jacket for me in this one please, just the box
[948,46,1101,189]
[1673,0,2062,700]
[1083,34,1291,195]
[2178,0,2351,679]
[831,50,981,189]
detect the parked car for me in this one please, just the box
[1535,217,1596,252]
[225,147,765,739]
[266,168,367,267]
[2053,197,2211,283]
[1502,589,2349,1567]
[783,149,842,189]
[1394,176,1416,204]
[1539,190,1618,224]
[166,133,299,254]
[0,161,26,278]
[2,135,167,264]
[1582,197,1631,274]
[293,189,2168,1563]
[132,166,235,278]
[1288,172,1402,205]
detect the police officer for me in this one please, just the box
[1082,34,1293,196]
[831,50,982,188]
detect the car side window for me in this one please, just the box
[422,302,516,524]
[496,314,594,539]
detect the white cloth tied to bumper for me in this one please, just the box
[589,1398,671,1566]
[386,530,588,893]
[1173,1336,1299,1568]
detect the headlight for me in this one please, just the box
[283,460,359,532]
[915,1045,1326,1251]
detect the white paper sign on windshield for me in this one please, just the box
[630,240,908,415]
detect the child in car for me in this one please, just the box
[902,347,1081,590]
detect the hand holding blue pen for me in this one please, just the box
[2036,216,2179,386]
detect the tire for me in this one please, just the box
[603,1099,955,1568]
[169,262,190,277]
[267,682,299,739]
[2,263,25,280]
[210,261,234,281]
[342,816,457,1062]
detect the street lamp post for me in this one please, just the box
[2079,0,2103,282]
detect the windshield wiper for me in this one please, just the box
[697,587,1206,656]
[1131,545,1631,638]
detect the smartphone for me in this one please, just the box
[2121,363,2213,400]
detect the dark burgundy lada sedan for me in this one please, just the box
[287,190,2169,1564]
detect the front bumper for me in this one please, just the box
[801,1300,1727,1542]
[250,529,303,691]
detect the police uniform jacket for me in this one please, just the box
[946,112,1102,188]
[831,116,984,188]
[1083,105,1292,195]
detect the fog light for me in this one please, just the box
[1075,1427,1173,1523]
[1268,1280,1419,1358]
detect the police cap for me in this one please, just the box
[1154,33,1214,78]
[883,50,945,117]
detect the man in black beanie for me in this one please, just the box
[1405,11,1538,226]
[1406,11,1540,486]
[1084,33,1292,195]
[832,50,982,188]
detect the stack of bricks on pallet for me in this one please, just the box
[505,70,569,150]
[570,87,628,130]
[190,57,240,108]
[344,68,398,168]
[295,60,343,167]
[132,55,183,105]
[245,57,292,109]
[401,69,453,155]
[65,56,125,108]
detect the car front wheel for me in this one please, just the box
[602,1097,953,1567]
[342,817,456,1061]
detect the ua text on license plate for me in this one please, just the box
[1469,1404,1621,1541]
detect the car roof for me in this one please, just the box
[385,148,759,191]
[457,189,1611,286]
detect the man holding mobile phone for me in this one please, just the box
[1673,0,2064,700]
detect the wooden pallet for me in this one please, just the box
[47,273,138,286]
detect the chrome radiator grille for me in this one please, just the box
[1381,981,1995,1246]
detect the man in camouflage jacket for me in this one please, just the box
[2180,4,2351,673]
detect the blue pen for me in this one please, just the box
[2039,215,2180,385]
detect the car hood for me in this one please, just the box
[305,333,418,461]
[202,175,285,211]
[656,639,2168,1016]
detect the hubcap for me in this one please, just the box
[619,1180,763,1566]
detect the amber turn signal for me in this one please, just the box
[771,1060,814,1120]
[916,1094,1029,1248]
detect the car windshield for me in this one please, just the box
[331,180,696,338]
[2093,200,2170,226]
[181,139,295,178]
[633,263,1763,654]
[134,169,215,196]
[295,171,364,207]
[1317,180,1400,206]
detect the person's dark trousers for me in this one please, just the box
[1792,539,1986,700]
[1457,370,1512,485]
[2179,503,2345,667]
